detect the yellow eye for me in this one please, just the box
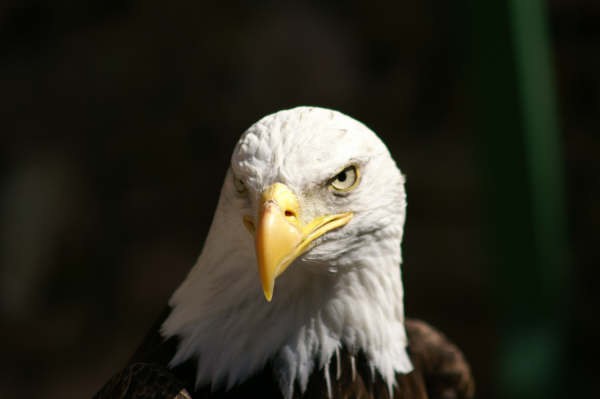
[330,165,359,192]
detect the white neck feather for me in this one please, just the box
[162,208,412,398]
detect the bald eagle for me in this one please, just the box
[95,107,474,399]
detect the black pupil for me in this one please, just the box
[337,171,347,182]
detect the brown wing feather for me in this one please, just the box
[405,318,475,399]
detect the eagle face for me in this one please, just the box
[228,107,407,301]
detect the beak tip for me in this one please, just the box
[263,289,273,302]
[260,273,275,302]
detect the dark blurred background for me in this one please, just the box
[1,1,598,398]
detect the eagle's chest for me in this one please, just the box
[179,349,426,399]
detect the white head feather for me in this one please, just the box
[162,106,412,398]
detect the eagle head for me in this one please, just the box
[163,107,411,397]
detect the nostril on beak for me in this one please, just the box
[284,209,296,220]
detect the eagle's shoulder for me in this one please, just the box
[405,318,475,399]
[93,308,189,399]
[93,362,191,399]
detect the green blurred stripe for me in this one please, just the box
[508,0,568,288]
[469,1,569,398]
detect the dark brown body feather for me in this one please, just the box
[94,311,474,399]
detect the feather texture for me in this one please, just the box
[95,316,474,399]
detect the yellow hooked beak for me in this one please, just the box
[243,183,353,302]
